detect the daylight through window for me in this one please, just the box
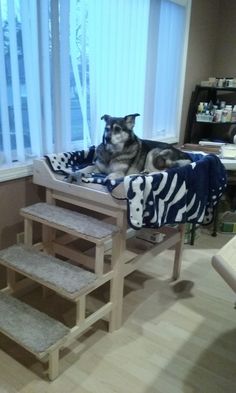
[0,0,191,166]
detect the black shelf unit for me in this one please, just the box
[184,85,236,144]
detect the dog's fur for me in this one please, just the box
[95,113,191,179]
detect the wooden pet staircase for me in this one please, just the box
[0,202,120,380]
[0,194,185,380]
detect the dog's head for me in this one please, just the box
[101,113,140,146]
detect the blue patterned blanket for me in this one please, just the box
[45,149,227,230]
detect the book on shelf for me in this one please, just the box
[181,143,221,155]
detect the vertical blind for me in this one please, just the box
[153,0,187,140]
[0,0,191,166]
[87,0,150,145]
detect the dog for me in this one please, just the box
[94,113,191,179]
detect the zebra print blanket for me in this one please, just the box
[45,150,227,230]
[123,154,227,229]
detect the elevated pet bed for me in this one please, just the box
[38,147,227,230]
[32,147,227,311]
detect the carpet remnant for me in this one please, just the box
[0,292,70,354]
[21,203,119,239]
[0,245,97,296]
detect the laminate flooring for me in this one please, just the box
[0,228,235,393]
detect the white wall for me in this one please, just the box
[214,0,236,77]
[180,0,220,142]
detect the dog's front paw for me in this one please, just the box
[65,172,83,184]
[105,172,124,181]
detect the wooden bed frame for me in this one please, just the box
[33,157,185,328]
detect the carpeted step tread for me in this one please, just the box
[0,245,97,299]
[0,291,69,355]
[21,202,119,241]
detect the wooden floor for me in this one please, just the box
[0,229,236,393]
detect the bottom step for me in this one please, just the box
[0,292,70,358]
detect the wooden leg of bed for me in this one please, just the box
[75,295,86,326]
[95,243,105,276]
[108,211,127,331]
[109,232,124,332]
[24,218,33,247]
[6,268,17,291]
[172,224,185,281]
[48,348,60,381]
[42,225,56,298]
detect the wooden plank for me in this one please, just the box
[172,224,185,280]
[95,243,105,275]
[109,232,125,331]
[33,158,126,210]
[51,189,126,217]
[67,302,113,345]
[52,241,95,270]
[48,349,59,381]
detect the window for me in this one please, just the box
[0,0,191,168]
[0,0,43,165]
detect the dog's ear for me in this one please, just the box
[101,114,110,123]
[124,113,140,130]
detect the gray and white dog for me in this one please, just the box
[95,113,191,179]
